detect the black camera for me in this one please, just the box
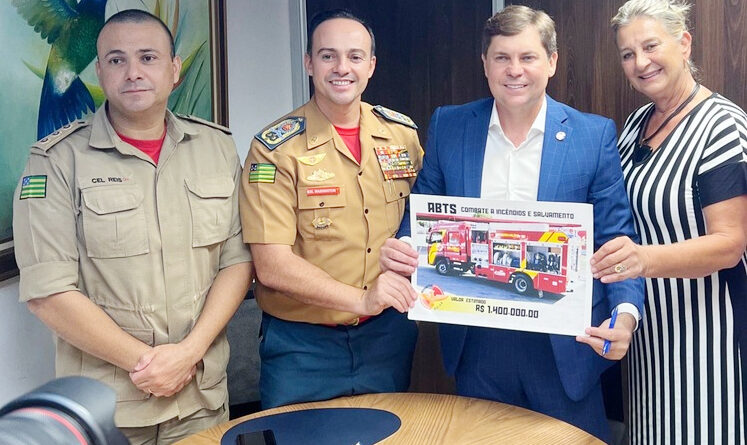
[0,376,128,445]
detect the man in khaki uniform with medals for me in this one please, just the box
[240,9,423,408]
[12,10,252,444]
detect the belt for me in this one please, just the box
[322,315,372,328]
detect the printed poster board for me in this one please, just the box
[408,194,594,336]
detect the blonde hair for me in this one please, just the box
[611,0,697,75]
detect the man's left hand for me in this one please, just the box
[379,237,418,276]
[575,312,636,360]
[129,343,200,397]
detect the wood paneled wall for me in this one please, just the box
[510,0,747,129]
[690,0,747,110]
[306,0,492,139]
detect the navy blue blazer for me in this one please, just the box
[398,96,644,401]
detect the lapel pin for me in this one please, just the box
[555,131,566,141]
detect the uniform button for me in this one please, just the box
[399,192,403,197]
[358,171,363,176]
[363,285,368,290]
[364,208,369,214]
[319,202,324,207]
[367,248,372,253]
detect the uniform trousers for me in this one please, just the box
[119,404,228,445]
[259,308,417,409]
[455,327,611,443]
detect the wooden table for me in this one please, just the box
[176,393,603,444]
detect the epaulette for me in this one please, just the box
[254,116,305,151]
[176,113,232,134]
[372,105,418,129]
[33,120,90,151]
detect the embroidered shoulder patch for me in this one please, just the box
[19,175,47,199]
[372,105,418,129]
[248,163,277,183]
[175,114,232,134]
[33,120,90,152]
[255,117,306,150]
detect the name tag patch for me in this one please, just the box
[306,186,340,196]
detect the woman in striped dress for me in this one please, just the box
[590,0,746,444]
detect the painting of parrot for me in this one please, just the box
[12,0,107,139]
[11,0,213,139]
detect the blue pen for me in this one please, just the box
[602,307,618,356]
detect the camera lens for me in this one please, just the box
[0,407,92,445]
[0,377,128,445]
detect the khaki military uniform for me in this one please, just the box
[240,99,422,324]
[13,104,252,428]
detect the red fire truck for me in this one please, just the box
[426,221,569,297]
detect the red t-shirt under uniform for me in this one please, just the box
[334,125,361,163]
[118,127,167,164]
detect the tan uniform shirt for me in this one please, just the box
[240,100,422,324]
[13,105,252,428]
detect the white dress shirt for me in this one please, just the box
[479,98,640,328]
[481,99,546,200]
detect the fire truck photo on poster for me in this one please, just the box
[407,194,594,336]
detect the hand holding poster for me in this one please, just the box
[407,194,594,336]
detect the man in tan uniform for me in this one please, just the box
[12,10,252,444]
[240,9,423,408]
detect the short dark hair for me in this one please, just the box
[100,9,176,58]
[482,5,557,57]
[306,9,376,56]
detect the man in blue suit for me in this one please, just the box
[380,6,644,442]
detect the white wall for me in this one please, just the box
[226,0,297,161]
[0,277,55,404]
[0,0,298,406]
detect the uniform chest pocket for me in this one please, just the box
[297,186,346,241]
[185,176,235,247]
[81,186,149,258]
[383,180,411,234]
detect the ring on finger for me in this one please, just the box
[614,263,627,274]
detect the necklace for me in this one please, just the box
[633,83,700,165]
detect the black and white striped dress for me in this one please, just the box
[618,93,747,445]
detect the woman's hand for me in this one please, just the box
[590,236,650,283]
